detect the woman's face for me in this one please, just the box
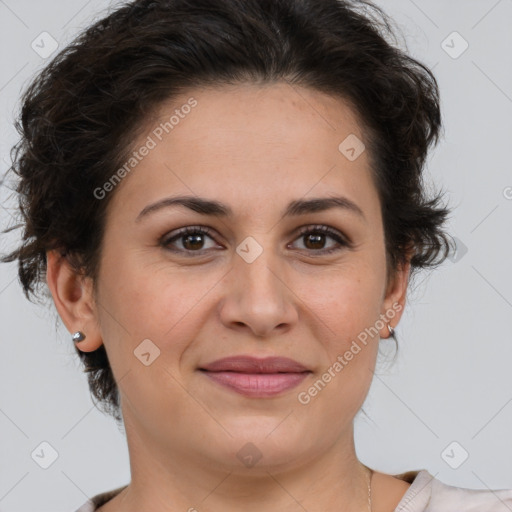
[65,82,409,472]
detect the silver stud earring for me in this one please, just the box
[387,324,395,337]
[72,331,86,342]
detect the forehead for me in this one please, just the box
[108,82,380,223]
[147,81,365,151]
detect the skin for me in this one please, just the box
[47,82,413,512]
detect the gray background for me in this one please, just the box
[1,0,511,511]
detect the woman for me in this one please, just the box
[2,0,511,510]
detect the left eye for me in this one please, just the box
[161,225,349,255]
[291,225,349,254]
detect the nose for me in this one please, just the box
[218,244,298,338]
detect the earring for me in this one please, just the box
[387,324,395,337]
[72,331,86,342]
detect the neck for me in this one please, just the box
[113,413,372,512]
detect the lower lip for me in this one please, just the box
[201,371,310,397]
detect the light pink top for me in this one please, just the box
[75,469,512,511]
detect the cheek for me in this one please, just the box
[294,272,382,423]
[304,264,384,350]
[95,260,215,429]
[97,255,220,363]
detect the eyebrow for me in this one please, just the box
[136,194,366,222]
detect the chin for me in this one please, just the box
[201,417,316,472]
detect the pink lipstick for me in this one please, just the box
[199,356,311,398]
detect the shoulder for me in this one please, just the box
[428,476,512,511]
[74,485,127,512]
[394,469,512,511]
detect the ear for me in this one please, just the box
[46,249,103,353]
[379,256,411,339]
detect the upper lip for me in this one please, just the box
[199,356,310,373]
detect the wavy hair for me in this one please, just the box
[2,0,454,422]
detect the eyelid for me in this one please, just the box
[160,224,351,255]
[160,225,220,251]
[294,224,351,245]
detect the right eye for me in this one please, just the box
[160,226,223,255]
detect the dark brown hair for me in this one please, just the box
[2,0,454,423]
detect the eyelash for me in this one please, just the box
[160,224,351,256]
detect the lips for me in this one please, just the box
[199,356,311,398]
[200,356,310,373]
